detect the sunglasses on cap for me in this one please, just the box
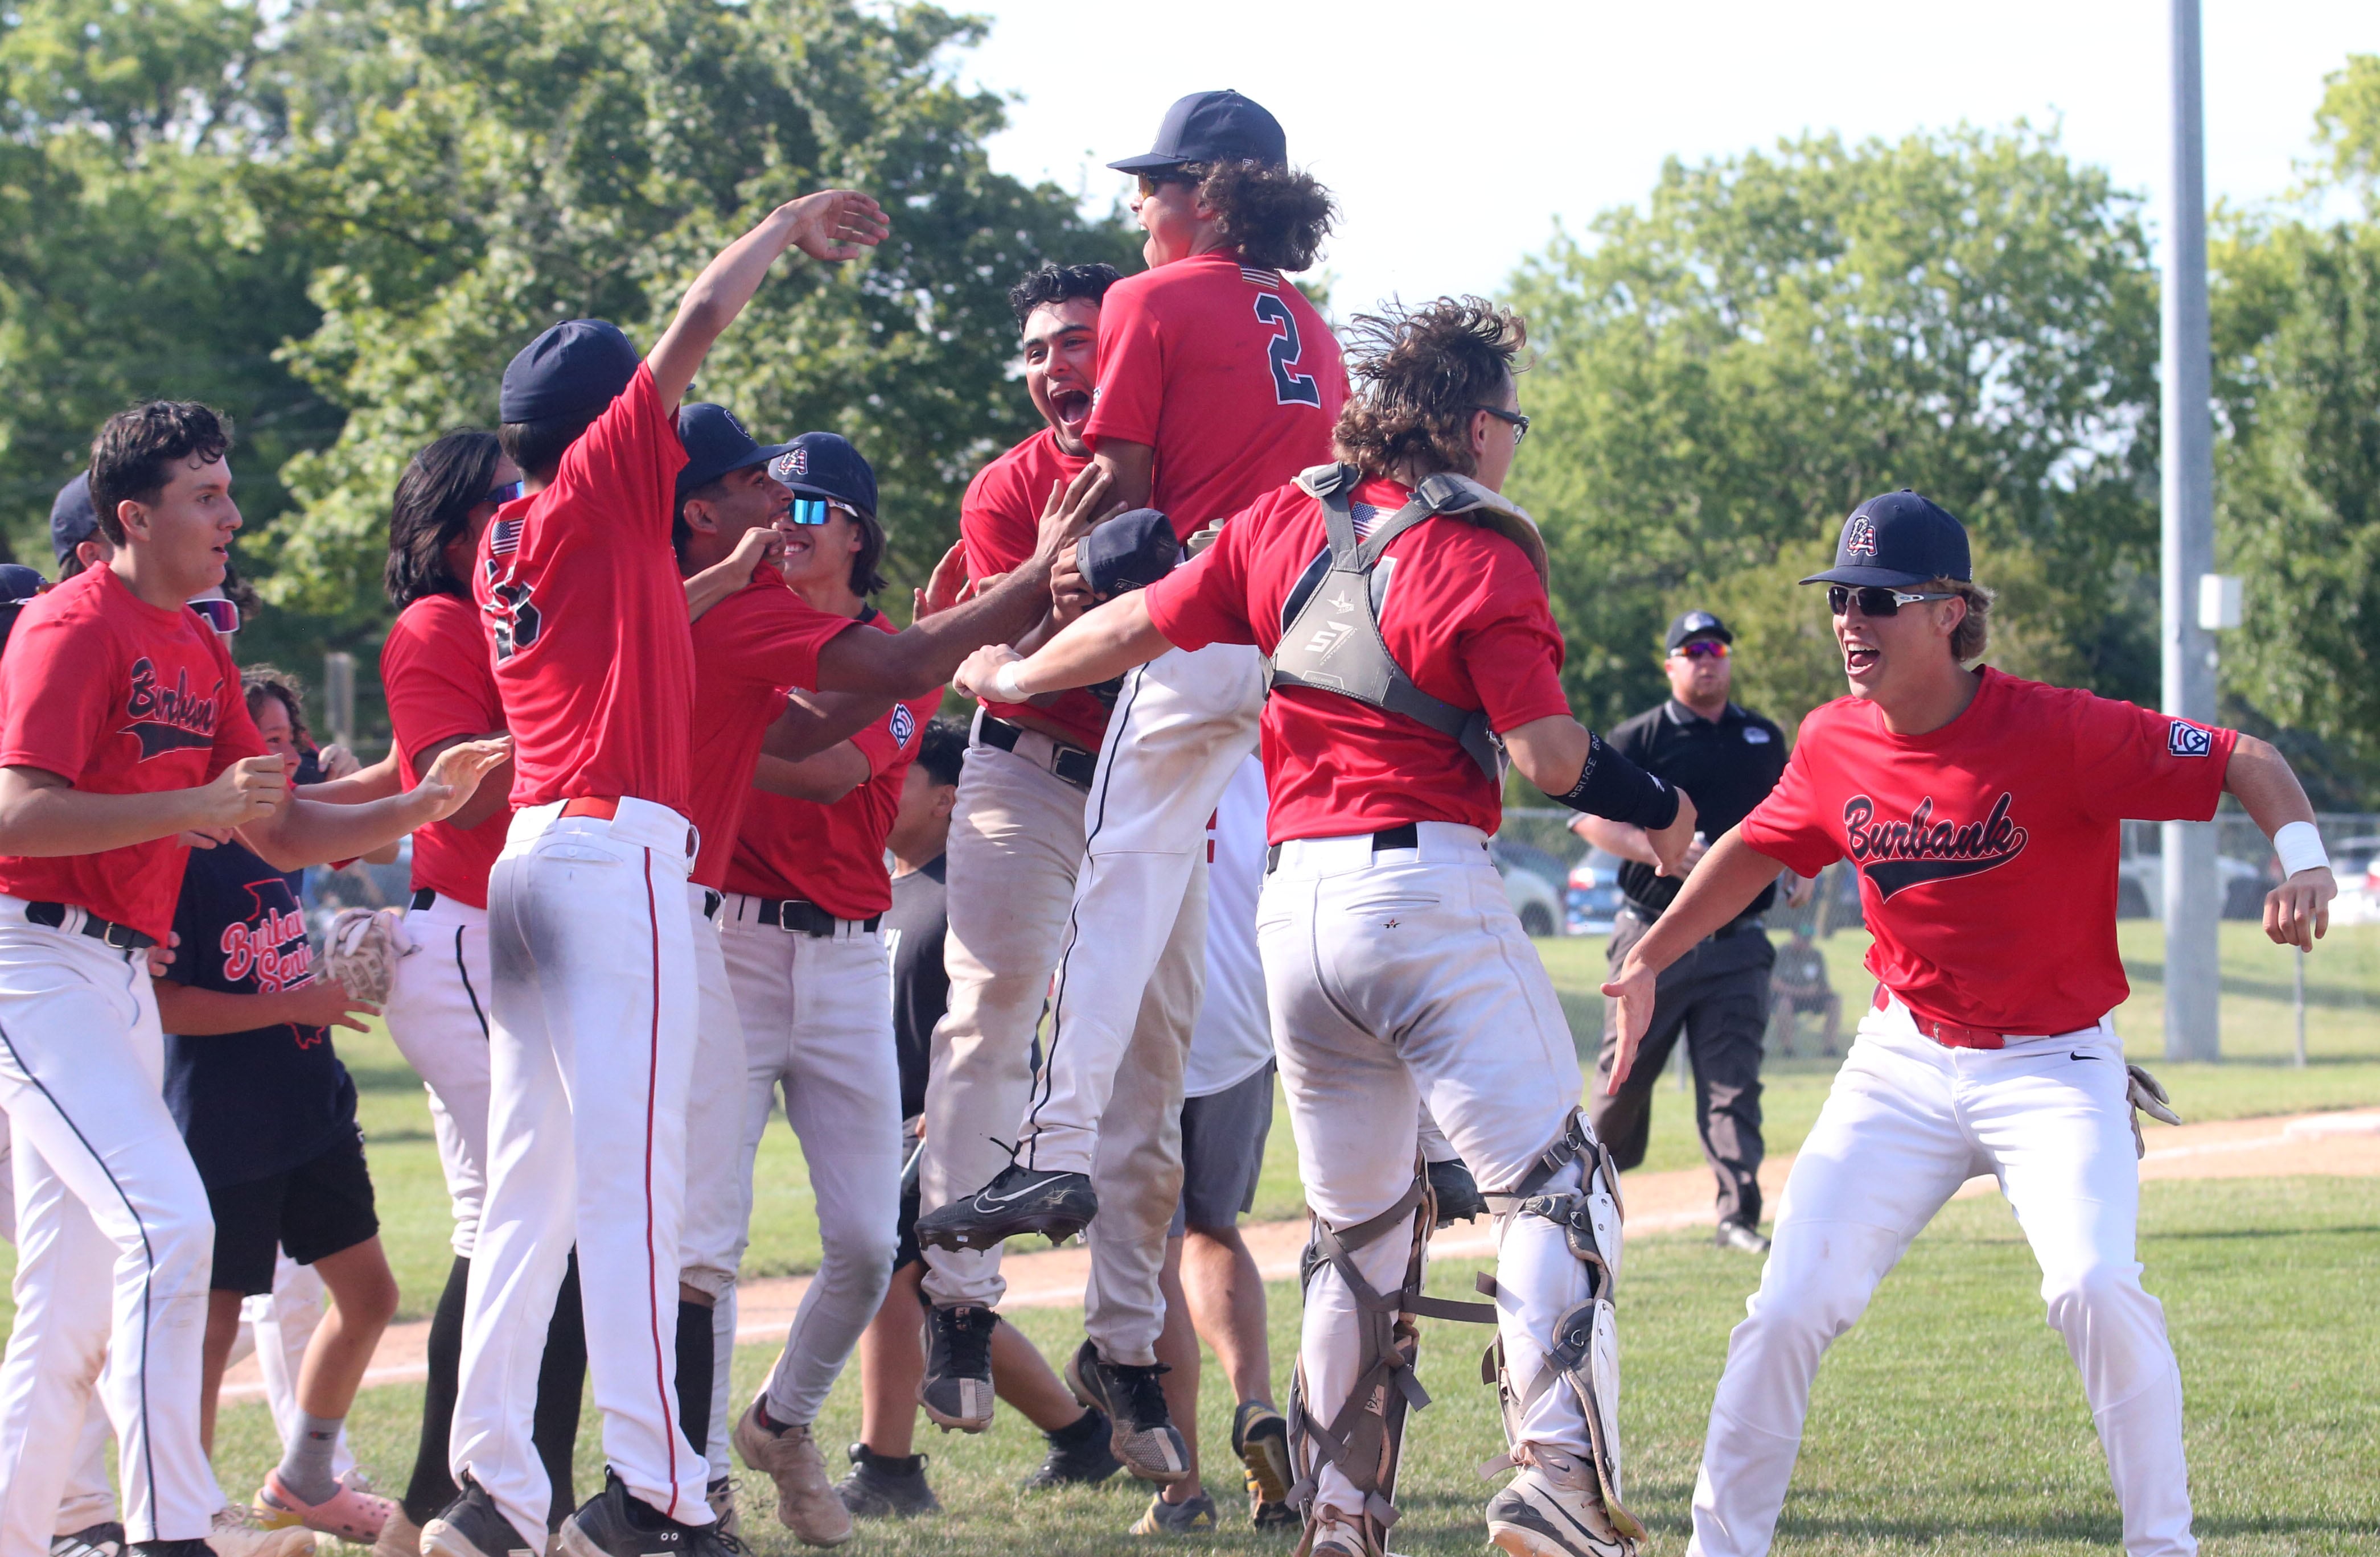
[786,497,854,527]
[1827,585,1957,618]
[486,479,524,506]
[190,598,240,635]
[1671,639,1728,660]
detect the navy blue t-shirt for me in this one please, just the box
[162,841,356,1188]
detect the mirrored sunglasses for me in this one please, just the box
[1827,585,1956,618]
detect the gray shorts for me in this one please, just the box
[1171,1061,1276,1236]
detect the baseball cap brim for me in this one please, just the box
[1106,151,1189,173]
[1799,563,1942,588]
[686,440,795,495]
[782,481,870,516]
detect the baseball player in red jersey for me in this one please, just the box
[958,299,1697,1557]
[1603,492,2337,1557]
[433,190,890,1557]
[696,433,936,1547]
[374,432,589,1557]
[0,402,505,1557]
[918,91,1347,1483]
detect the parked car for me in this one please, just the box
[1565,848,1628,937]
[2115,852,2268,921]
[1490,837,1569,938]
[2322,835,2380,925]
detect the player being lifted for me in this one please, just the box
[1602,492,2337,1557]
[914,89,1345,1497]
[953,299,1695,1557]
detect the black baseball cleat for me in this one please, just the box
[422,1476,540,1557]
[1715,1221,1771,1257]
[914,1165,1097,1250]
[558,1471,740,1557]
[1021,1407,1123,1490]
[51,1524,128,1557]
[834,1445,940,1519]
[1065,1340,1190,1485]
[1428,1157,1490,1228]
[917,1304,999,1432]
[1231,1399,1293,1507]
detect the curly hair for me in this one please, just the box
[1008,263,1121,327]
[89,401,232,546]
[241,663,311,745]
[1333,298,1528,479]
[1175,162,1335,272]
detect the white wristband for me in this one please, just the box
[989,660,1030,703]
[2274,820,2330,878]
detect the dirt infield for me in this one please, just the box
[219,1106,2380,1403]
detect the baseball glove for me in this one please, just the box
[324,906,412,1007]
[2124,1063,2183,1159]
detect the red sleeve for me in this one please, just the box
[960,463,1037,580]
[204,633,267,780]
[702,584,856,693]
[383,608,502,764]
[549,363,687,543]
[2071,695,2238,824]
[1459,605,1572,735]
[1143,520,1257,651]
[1084,281,1164,451]
[1738,737,1843,877]
[853,694,935,778]
[0,608,116,781]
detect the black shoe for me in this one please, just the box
[835,1445,940,1519]
[1230,1399,1292,1507]
[558,1471,739,1557]
[1066,1340,1190,1485]
[1715,1221,1771,1256]
[1021,1408,1123,1490]
[917,1304,999,1432]
[1427,1158,1489,1228]
[423,1476,540,1557]
[52,1525,127,1557]
[914,1165,1097,1251]
[1251,1499,1299,1533]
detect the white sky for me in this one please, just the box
[951,0,2380,315]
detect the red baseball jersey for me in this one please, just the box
[959,427,1109,751]
[1739,668,2238,1036]
[1084,252,1348,532]
[474,363,694,814]
[0,566,269,941]
[381,594,511,909]
[684,572,859,891]
[1142,475,1571,842]
[726,612,935,920]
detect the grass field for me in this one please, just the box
[7,921,2379,1554]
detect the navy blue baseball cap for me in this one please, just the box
[770,432,877,518]
[675,404,794,502]
[50,472,98,569]
[1108,90,1287,172]
[0,563,47,603]
[1664,609,1733,650]
[1801,489,1971,589]
[1078,509,1182,600]
[499,319,641,424]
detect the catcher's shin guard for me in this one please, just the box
[1286,1161,1495,1557]
[1478,1112,1644,1547]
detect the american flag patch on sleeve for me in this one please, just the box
[490,517,523,557]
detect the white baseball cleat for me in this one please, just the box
[1485,1464,1637,1557]
[195,1505,318,1557]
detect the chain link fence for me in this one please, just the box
[1498,808,2380,1068]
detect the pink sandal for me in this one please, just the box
[257,1470,397,1543]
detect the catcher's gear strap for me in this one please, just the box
[1285,1163,1495,1541]
[1268,462,1544,785]
[1480,1109,1623,1224]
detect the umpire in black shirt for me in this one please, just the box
[1573,610,1806,1254]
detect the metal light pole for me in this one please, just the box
[2161,0,2221,1061]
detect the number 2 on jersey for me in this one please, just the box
[1255,292,1322,409]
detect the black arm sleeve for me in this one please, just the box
[1543,731,1680,830]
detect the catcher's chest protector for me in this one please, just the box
[1268,464,1505,784]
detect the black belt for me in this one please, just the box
[751,897,879,937]
[702,889,723,921]
[23,901,155,951]
[411,888,437,911]
[976,714,1098,791]
[1264,822,1419,875]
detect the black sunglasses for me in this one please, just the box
[1827,584,1957,617]
[1474,405,1530,442]
[1136,170,1197,198]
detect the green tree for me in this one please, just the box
[1503,125,2161,738]
[257,0,1135,647]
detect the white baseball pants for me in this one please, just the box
[681,894,747,1308]
[717,907,900,1426]
[1257,828,1609,1517]
[1687,996,2194,1557]
[0,1110,119,1537]
[384,894,494,1258]
[0,909,224,1554]
[455,801,709,1547]
[1017,641,1262,1175]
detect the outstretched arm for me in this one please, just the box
[647,190,890,411]
[240,739,509,872]
[951,589,1172,707]
[1598,829,1785,1094]
[2224,734,2336,950]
